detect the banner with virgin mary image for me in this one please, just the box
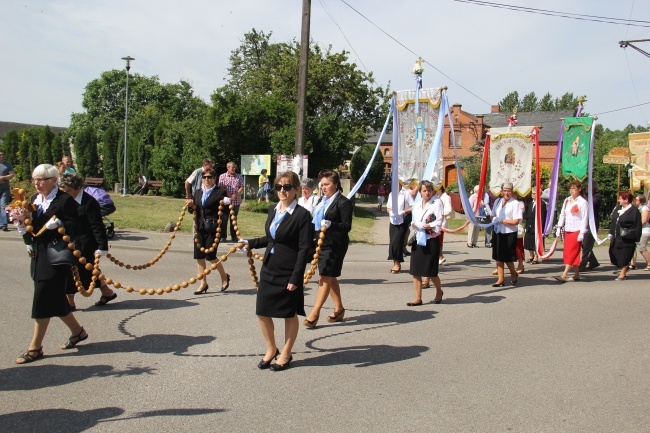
[489,126,534,196]
[394,87,443,185]
[561,117,593,181]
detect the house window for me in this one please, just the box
[449,130,461,148]
[384,148,389,156]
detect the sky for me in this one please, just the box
[1,0,649,131]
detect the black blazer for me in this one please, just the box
[28,190,81,280]
[524,201,547,234]
[190,187,228,231]
[75,191,109,258]
[610,205,642,242]
[321,193,353,249]
[249,202,314,287]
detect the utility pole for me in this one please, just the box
[294,0,311,179]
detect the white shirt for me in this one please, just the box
[641,204,650,234]
[440,192,453,228]
[387,189,407,225]
[33,187,59,212]
[298,194,318,216]
[411,195,444,241]
[493,198,523,234]
[558,195,589,234]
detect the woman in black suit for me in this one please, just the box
[245,171,313,371]
[59,173,116,309]
[608,190,642,280]
[304,170,353,328]
[185,168,230,294]
[14,164,88,364]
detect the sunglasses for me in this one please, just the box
[275,183,293,192]
[202,175,214,179]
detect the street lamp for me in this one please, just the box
[121,56,135,196]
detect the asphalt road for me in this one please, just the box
[0,207,648,432]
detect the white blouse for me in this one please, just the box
[558,195,588,234]
[387,189,408,225]
[298,194,318,216]
[493,198,523,234]
[411,195,444,241]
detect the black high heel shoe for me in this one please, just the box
[511,277,518,286]
[270,355,293,371]
[194,285,208,295]
[491,281,506,287]
[221,274,230,292]
[258,348,280,370]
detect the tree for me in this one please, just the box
[499,91,583,112]
[350,144,384,185]
[220,29,390,177]
[37,126,55,166]
[73,125,100,177]
[499,91,519,113]
[2,130,22,179]
[101,125,119,188]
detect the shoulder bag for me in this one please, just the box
[47,236,75,266]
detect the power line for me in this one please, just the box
[318,0,370,74]
[453,0,650,27]
[594,100,650,116]
[337,0,492,106]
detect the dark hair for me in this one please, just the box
[275,171,300,190]
[59,173,84,190]
[261,169,267,175]
[202,158,213,166]
[439,185,446,193]
[203,168,216,178]
[318,169,341,189]
[619,190,634,203]
[637,195,646,205]
[567,180,582,191]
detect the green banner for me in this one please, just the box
[561,117,593,181]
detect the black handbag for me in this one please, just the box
[407,234,417,246]
[203,217,218,232]
[47,237,75,266]
[619,227,636,241]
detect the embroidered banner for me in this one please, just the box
[561,117,593,181]
[489,126,534,196]
[395,88,443,184]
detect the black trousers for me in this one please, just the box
[220,205,240,240]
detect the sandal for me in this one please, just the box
[94,293,117,306]
[61,327,88,350]
[390,268,401,274]
[327,308,346,323]
[16,347,44,364]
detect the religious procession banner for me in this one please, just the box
[489,126,534,196]
[561,117,594,181]
[394,87,443,185]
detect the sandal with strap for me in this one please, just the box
[61,327,88,350]
[16,347,44,364]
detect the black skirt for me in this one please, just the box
[409,237,440,277]
[388,222,408,262]
[256,252,305,318]
[492,232,517,263]
[193,228,219,260]
[33,266,73,319]
[318,243,349,278]
[609,236,636,268]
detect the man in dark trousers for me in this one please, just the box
[579,181,601,271]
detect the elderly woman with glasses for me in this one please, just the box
[13,164,87,364]
[243,172,313,371]
[185,168,231,294]
[490,182,523,287]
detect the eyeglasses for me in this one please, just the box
[275,183,293,192]
[33,177,53,183]
[202,176,214,179]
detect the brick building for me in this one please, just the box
[369,106,574,187]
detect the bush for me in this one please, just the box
[244,201,273,213]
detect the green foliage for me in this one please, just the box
[2,130,20,166]
[349,144,384,185]
[73,124,100,177]
[499,91,583,112]
[37,126,54,165]
[221,29,390,177]
[243,200,273,214]
[101,125,119,187]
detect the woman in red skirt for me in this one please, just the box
[554,181,589,282]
